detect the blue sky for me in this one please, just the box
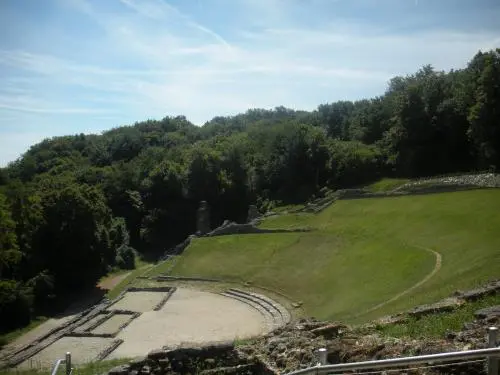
[1,0,499,166]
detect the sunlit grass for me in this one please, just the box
[0,358,132,375]
[364,178,411,192]
[377,293,500,339]
[171,189,500,323]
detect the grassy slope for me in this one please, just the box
[0,318,48,349]
[378,293,500,339]
[365,178,411,192]
[0,358,132,375]
[171,189,500,323]
[105,263,154,300]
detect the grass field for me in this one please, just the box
[105,263,154,300]
[171,189,500,323]
[364,178,411,192]
[0,358,131,375]
[377,293,500,339]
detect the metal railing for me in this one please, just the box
[286,327,500,375]
[51,352,72,375]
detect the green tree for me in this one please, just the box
[0,280,32,331]
[467,49,500,169]
[38,184,113,292]
[0,193,21,279]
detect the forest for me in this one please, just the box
[0,49,499,332]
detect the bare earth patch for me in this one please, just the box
[98,272,131,291]
[6,287,270,368]
[108,288,266,359]
[109,291,167,312]
[74,314,107,333]
[91,314,134,335]
[17,336,114,370]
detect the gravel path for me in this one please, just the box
[98,272,131,291]
[108,288,266,359]
[91,314,133,335]
[0,315,77,360]
[17,336,113,370]
[109,291,167,312]
[74,314,107,333]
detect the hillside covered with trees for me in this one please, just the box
[0,49,499,333]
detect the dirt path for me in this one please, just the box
[355,246,442,318]
[97,272,131,290]
[1,273,128,360]
[0,314,78,361]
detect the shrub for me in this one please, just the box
[115,245,136,270]
[0,280,32,332]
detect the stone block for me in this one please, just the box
[474,305,500,319]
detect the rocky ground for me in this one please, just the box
[395,173,500,191]
[106,305,499,375]
[101,281,500,375]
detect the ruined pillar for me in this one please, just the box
[247,204,260,223]
[196,201,211,235]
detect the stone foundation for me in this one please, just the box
[106,343,278,375]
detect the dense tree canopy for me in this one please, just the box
[0,49,499,333]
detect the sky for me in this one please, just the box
[0,0,499,166]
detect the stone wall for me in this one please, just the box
[375,279,500,324]
[106,343,278,375]
[0,287,178,369]
[286,173,500,215]
[159,219,310,262]
[205,220,311,237]
[196,201,211,235]
[246,205,260,223]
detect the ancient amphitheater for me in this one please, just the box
[0,285,290,370]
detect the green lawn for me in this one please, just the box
[377,293,500,339]
[0,358,131,375]
[364,178,411,192]
[143,258,176,278]
[171,189,500,323]
[105,262,154,300]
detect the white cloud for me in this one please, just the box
[118,0,231,47]
[0,132,55,166]
[1,0,499,164]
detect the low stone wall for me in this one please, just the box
[103,308,499,375]
[376,279,500,324]
[67,311,141,338]
[1,286,176,369]
[96,339,124,361]
[160,235,196,261]
[278,173,500,215]
[154,275,223,283]
[2,298,111,368]
[152,287,177,311]
[395,172,500,191]
[205,220,311,237]
[106,343,278,375]
[159,221,311,264]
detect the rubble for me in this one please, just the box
[101,279,500,375]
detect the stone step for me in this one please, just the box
[219,293,278,332]
[224,290,283,323]
[228,289,291,324]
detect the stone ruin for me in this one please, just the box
[247,204,260,223]
[1,287,177,370]
[196,201,211,235]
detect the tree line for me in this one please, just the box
[0,49,499,333]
